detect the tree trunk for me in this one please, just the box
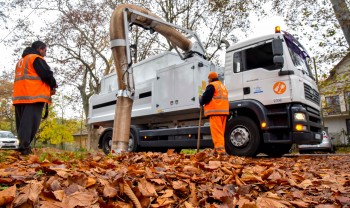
[330,0,350,47]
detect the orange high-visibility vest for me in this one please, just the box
[204,81,229,117]
[12,54,51,104]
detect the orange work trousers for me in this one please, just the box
[209,115,227,153]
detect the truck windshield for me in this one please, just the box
[284,34,315,80]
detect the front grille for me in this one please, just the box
[304,83,320,106]
[3,141,15,144]
[0,146,16,149]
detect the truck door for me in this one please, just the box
[224,51,244,102]
[241,40,291,105]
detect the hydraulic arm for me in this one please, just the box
[109,4,205,153]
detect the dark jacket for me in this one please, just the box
[199,78,218,106]
[21,47,57,89]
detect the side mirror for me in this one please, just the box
[272,39,284,68]
[272,39,283,56]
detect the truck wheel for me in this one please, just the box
[101,130,112,155]
[225,116,260,156]
[128,129,138,152]
[263,144,292,157]
[101,129,138,155]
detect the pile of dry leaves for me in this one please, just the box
[0,148,349,207]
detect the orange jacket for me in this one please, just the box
[12,54,51,104]
[204,81,229,116]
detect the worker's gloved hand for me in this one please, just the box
[199,95,203,106]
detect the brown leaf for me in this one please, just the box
[205,161,221,170]
[183,165,200,174]
[40,200,64,208]
[13,180,43,207]
[86,177,96,188]
[290,200,309,208]
[28,155,40,163]
[103,185,118,198]
[145,167,154,179]
[235,174,246,186]
[256,196,290,208]
[184,201,194,208]
[53,190,65,201]
[298,179,313,189]
[156,197,175,206]
[138,178,157,197]
[0,185,16,206]
[160,189,173,198]
[335,195,350,204]
[212,188,228,200]
[241,172,263,183]
[172,180,188,192]
[0,177,13,184]
[189,183,198,206]
[50,179,62,191]
[62,191,97,208]
[150,178,166,185]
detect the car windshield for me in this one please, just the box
[0,132,15,138]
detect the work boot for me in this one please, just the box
[20,148,32,156]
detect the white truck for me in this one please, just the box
[88,5,322,156]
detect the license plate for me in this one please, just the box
[315,133,321,140]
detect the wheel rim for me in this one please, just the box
[128,133,134,152]
[106,132,134,152]
[230,126,250,148]
[105,136,112,153]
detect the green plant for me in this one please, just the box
[180,149,197,154]
[36,169,44,178]
[0,185,8,191]
[335,146,350,153]
[0,150,12,162]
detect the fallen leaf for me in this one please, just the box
[103,185,118,198]
[53,190,65,201]
[0,185,16,206]
[13,180,43,207]
[62,191,98,208]
[138,177,158,197]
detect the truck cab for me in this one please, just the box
[223,29,322,156]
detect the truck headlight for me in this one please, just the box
[294,113,306,121]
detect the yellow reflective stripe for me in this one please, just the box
[212,96,228,100]
[204,109,229,114]
[12,95,51,101]
[15,76,42,81]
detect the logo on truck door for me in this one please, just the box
[273,81,287,94]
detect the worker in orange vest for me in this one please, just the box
[200,72,229,155]
[12,41,57,155]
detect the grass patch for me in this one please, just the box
[180,149,197,154]
[0,150,15,162]
[335,146,350,153]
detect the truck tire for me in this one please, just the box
[128,129,138,152]
[225,116,260,156]
[101,130,112,155]
[263,144,292,157]
[101,129,138,155]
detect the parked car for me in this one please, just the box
[299,131,336,153]
[0,130,19,150]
